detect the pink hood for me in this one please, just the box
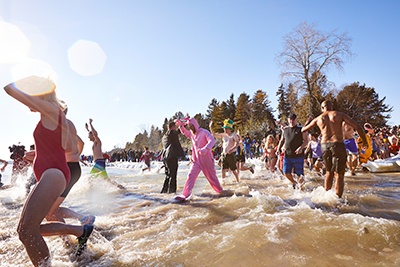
[179,118,215,163]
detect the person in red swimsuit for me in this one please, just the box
[4,76,93,266]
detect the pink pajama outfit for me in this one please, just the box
[178,118,223,198]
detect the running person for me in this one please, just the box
[302,100,368,198]
[210,119,240,183]
[4,76,93,266]
[86,119,125,189]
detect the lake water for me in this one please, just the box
[1,159,399,266]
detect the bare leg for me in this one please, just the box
[17,169,66,266]
[40,222,83,237]
[335,174,345,198]
[284,173,296,185]
[222,169,227,179]
[46,196,67,222]
[232,169,240,182]
[324,171,334,191]
[270,158,277,172]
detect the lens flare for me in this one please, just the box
[0,21,31,64]
[12,59,57,95]
[68,40,107,76]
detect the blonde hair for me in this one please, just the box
[265,134,275,149]
[39,91,67,111]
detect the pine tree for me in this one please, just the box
[206,98,219,120]
[226,93,236,121]
[276,84,290,121]
[234,93,251,132]
[336,82,392,126]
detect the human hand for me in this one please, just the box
[199,148,207,155]
[175,119,185,127]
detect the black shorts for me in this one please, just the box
[221,153,237,170]
[61,162,82,198]
[321,142,347,175]
[236,153,245,163]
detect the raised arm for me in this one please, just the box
[88,118,100,141]
[209,120,223,139]
[0,159,8,172]
[4,77,54,114]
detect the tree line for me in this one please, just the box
[118,22,393,154]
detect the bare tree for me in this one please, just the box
[276,22,354,114]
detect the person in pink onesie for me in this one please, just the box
[174,117,224,200]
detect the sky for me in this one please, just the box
[0,0,399,160]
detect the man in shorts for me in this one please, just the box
[276,114,308,189]
[86,118,125,189]
[210,119,240,183]
[302,100,368,198]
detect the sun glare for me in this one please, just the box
[12,58,57,80]
[68,40,107,76]
[0,21,31,64]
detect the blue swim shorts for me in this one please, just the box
[283,157,304,176]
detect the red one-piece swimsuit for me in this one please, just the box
[33,110,71,185]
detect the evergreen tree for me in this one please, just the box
[210,102,225,133]
[251,90,275,126]
[133,130,149,150]
[234,93,251,132]
[276,84,290,121]
[226,93,236,120]
[149,125,162,151]
[206,98,219,120]
[336,82,392,126]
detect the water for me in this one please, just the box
[1,160,400,267]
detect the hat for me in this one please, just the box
[222,119,234,130]
[289,113,297,119]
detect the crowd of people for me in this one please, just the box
[3,76,400,266]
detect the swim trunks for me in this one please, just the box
[344,138,358,155]
[221,152,237,170]
[321,142,347,175]
[33,110,70,184]
[90,158,108,178]
[283,157,304,176]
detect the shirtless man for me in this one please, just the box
[302,100,368,198]
[86,119,125,189]
[86,118,107,177]
[343,122,358,176]
[210,119,240,183]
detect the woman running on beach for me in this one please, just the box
[263,134,278,172]
[4,76,93,266]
